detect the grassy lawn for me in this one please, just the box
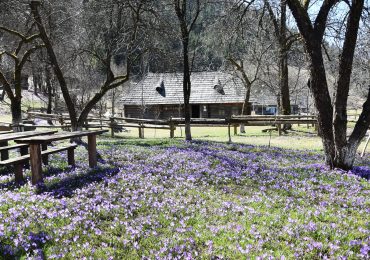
[0,136,369,259]
[115,125,369,153]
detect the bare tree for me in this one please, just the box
[174,0,202,141]
[29,0,147,130]
[0,20,44,130]
[287,0,368,169]
[218,3,274,132]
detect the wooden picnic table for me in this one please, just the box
[0,130,57,160]
[15,130,108,184]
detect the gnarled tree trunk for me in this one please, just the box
[287,0,367,170]
[11,97,23,131]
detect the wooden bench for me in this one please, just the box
[0,130,57,161]
[0,144,77,183]
[15,129,108,185]
[0,143,29,153]
[0,130,58,183]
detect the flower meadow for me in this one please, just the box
[0,139,369,259]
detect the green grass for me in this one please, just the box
[112,125,369,153]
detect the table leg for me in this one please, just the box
[42,143,48,165]
[20,146,29,169]
[29,144,43,185]
[67,148,75,166]
[0,141,8,160]
[14,162,24,184]
[88,135,97,167]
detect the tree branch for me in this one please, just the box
[228,57,251,85]
[348,86,370,146]
[302,0,311,10]
[334,0,365,147]
[286,0,314,42]
[30,0,78,129]
[313,0,339,39]
[0,71,15,100]
[188,0,200,32]
[0,51,18,62]
[77,75,129,125]
[19,44,45,69]
[251,43,273,83]
[264,0,280,39]
[285,33,301,49]
[0,26,27,40]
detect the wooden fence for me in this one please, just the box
[25,112,319,139]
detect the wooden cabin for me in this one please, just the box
[120,71,301,119]
[121,72,250,119]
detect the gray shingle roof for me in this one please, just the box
[121,71,249,105]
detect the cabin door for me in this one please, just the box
[191,105,200,118]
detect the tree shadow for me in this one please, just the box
[74,139,104,161]
[0,179,25,191]
[0,165,76,191]
[350,166,370,180]
[38,165,120,198]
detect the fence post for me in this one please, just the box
[227,118,231,143]
[59,114,64,127]
[27,107,31,119]
[139,124,144,139]
[315,123,321,136]
[277,124,282,136]
[169,117,175,138]
[110,117,115,138]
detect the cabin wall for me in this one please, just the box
[124,103,244,119]
[207,104,243,118]
[124,105,183,119]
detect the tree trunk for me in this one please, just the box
[30,1,78,131]
[111,89,115,117]
[45,66,53,124]
[183,71,192,140]
[286,0,368,171]
[279,47,290,115]
[11,97,23,132]
[279,0,291,130]
[182,35,192,141]
[33,73,38,95]
[77,80,128,128]
[333,144,357,170]
[308,47,336,167]
[240,83,251,133]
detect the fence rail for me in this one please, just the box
[25,112,320,139]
